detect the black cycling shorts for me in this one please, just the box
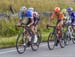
[26,18,32,25]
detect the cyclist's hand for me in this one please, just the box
[16,23,21,27]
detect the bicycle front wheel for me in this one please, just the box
[48,33,56,50]
[16,32,27,54]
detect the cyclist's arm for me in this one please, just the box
[28,17,34,26]
[18,12,23,23]
[47,14,55,25]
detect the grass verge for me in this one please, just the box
[0,31,51,48]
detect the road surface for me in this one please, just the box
[0,43,75,57]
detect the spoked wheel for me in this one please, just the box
[31,30,41,51]
[37,30,42,44]
[16,32,27,54]
[64,32,70,46]
[72,32,75,44]
[72,38,75,44]
[59,38,65,48]
[48,33,56,50]
[59,32,65,48]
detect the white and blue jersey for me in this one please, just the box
[19,11,27,19]
[26,9,33,18]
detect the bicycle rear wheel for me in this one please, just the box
[48,33,56,50]
[60,38,65,48]
[59,32,65,48]
[16,32,27,54]
[31,30,41,51]
[37,30,42,44]
[72,32,75,44]
[64,32,70,46]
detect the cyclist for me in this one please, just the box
[66,7,73,33]
[26,7,40,44]
[17,6,27,26]
[33,10,40,32]
[47,7,65,46]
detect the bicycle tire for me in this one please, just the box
[59,32,65,48]
[64,32,70,46]
[31,30,41,51]
[16,32,27,54]
[37,30,42,44]
[48,33,56,50]
[72,38,75,44]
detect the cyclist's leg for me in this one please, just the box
[25,19,32,46]
[56,20,63,39]
[55,21,63,46]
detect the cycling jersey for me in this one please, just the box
[33,11,40,25]
[26,11,40,26]
[26,9,33,18]
[19,11,27,19]
[50,12,64,26]
[65,13,71,23]
[51,12,64,20]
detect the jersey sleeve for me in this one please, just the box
[26,10,33,18]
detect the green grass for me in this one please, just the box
[0,36,16,48]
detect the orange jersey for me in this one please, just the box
[51,12,64,20]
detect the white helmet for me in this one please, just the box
[28,7,34,11]
[20,6,27,12]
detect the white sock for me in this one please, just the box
[34,34,38,43]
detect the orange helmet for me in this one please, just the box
[54,7,60,13]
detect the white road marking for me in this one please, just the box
[0,44,47,55]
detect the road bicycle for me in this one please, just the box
[47,26,65,50]
[16,24,42,54]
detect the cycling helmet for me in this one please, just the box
[54,7,60,13]
[20,6,27,12]
[28,7,34,11]
[61,8,67,14]
[67,7,73,12]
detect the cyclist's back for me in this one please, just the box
[33,11,40,26]
[51,12,64,20]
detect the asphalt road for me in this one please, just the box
[0,42,75,57]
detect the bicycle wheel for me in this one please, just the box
[60,38,65,48]
[16,32,27,54]
[72,38,75,44]
[48,33,56,50]
[37,30,42,44]
[31,31,41,51]
[59,32,65,48]
[65,31,71,45]
[64,32,70,46]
